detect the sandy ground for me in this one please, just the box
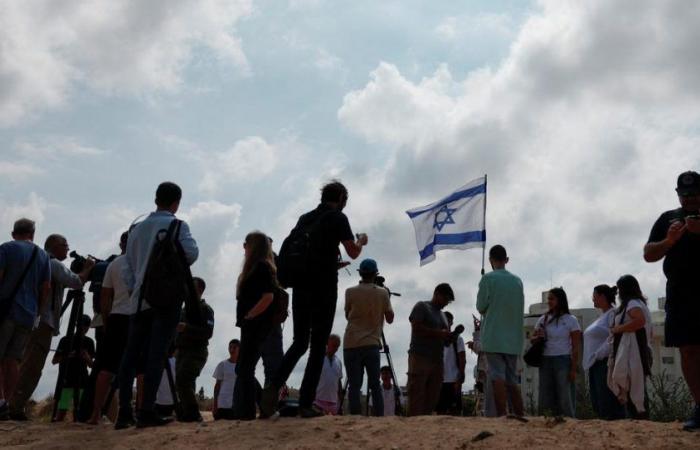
[0,415,697,449]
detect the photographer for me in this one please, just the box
[262,181,367,418]
[436,311,465,415]
[10,234,94,421]
[407,283,454,416]
[644,171,700,431]
[343,258,393,416]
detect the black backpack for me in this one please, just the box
[140,220,191,311]
[277,210,332,288]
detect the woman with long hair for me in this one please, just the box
[608,274,653,419]
[584,285,625,420]
[233,231,278,420]
[532,287,582,417]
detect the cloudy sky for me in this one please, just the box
[2,0,699,399]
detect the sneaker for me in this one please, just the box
[0,403,9,421]
[299,407,323,419]
[114,408,135,430]
[260,385,278,418]
[683,405,700,432]
[178,412,204,423]
[9,411,29,421]
[136,410,173,429]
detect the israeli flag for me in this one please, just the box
[406,176,486,266]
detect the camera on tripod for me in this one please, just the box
[374,276,402,297]
[69,251,100,275]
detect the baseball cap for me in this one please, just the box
[358,258,379,274]
[434,283,455,301]
[676,171,700,196]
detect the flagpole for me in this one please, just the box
[481,174,488,275]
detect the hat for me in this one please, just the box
[358,258,379,274]
[676,171,700,196]
[434,283,455,301]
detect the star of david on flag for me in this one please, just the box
[406,176,487,266]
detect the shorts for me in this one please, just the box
[664,305,700,347]
[102,314,131,373]
[58,388,84,411]
[485,353,519,385]
[0,319,31,361]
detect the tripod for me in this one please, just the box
[51,289,86,422]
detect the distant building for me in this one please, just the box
[520,293,683,410]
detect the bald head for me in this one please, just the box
[45,234,69,260]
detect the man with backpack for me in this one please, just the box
[115,182,199,429]
[262,180,368,418]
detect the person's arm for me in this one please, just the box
[344,291,351,320]
[122,237,137,295]
[181,307,215,340]
[644,220,685,262]
[213,380,221,412]
[384,294,394,324]
[569,330,582,382]
[411,320,450,340]
[245,293,274,320]
[475,276,489,315]
[612,308,646,334]
[38,280,51,315]
[457,349,467,390]
[341,234,367,260]
[100,287,114,319]
[178,221,199,265]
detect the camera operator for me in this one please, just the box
[342,259,393,416]
[262,180,367,418]
[436,311,465,415]
[407,283,454,416]
[10,234,94,421]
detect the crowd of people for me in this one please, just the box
[0,171,697,432]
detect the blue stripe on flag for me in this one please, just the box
[406,183,486,219]
[419,230,486,261]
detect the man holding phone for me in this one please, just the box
[645,170,700,432]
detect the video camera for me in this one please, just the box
[69,251,117,315]
[374,276,402,297]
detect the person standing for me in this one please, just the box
[532,288,581,417]
[313,335,343,415]
[608,275,653,419]
[0,218,51,420]
[436,311,466,415]
[10,234,94,420]
[343,258,393,416]
[116,182,199,429]
[88,232,132,424]
[175,277,214,422]
[212,339,240,420]
[476,245,525,418]
[644,170,700,431]
[584,284,625,420]
[407,283,454,416]
[262,181,367,418]
[379,366,400,416]
[233,231,277,420]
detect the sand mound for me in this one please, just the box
[0,415,696,449]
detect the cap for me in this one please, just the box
[434,283,455,301]
[676,171,700,196]
[358,258,379,274]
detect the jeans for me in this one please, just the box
[588,359,625,420]
[272,284,337,408]
[344,346,383,416]
[234,321,272,420]
[539,355,575,417]
[118,307,181,414]
[407,353,443,416]
[261,324,283,388]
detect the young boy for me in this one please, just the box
[52,315,95,421]
[154,348,177,417]
[212,339,240,420]
[313,335,343,415]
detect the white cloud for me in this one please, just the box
[435,13,516,42]
[0,193,48,233]
[17,136,106,159]
[0,161,45,181]
[0,0,253,126]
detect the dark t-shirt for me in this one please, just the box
[648,208,700,312]
[236,262,275,327]
[408,301,448,362]
[297,204,354,284]
[56,335,95,389]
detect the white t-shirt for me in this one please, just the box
[315,355,343,404]
[583,309,614,371]
[535,314,581,356]
[614,299,653,347]
[213,360,237,410]
[102,256,134,316]
[442,336,466,383]
[156,357,176,406]
[368,385,405,416]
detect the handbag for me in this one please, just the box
[524,314,547,367]
[0,245,39,323]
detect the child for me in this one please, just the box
[212,339,240,420]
